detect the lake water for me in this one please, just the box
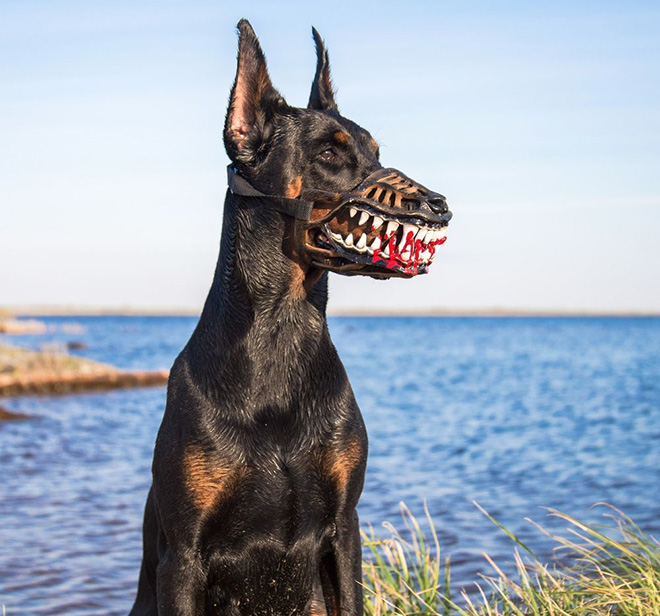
[1,316,659,614]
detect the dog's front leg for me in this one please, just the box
[325,510,363,616]
[155,548,205,616]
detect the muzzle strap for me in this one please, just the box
[227,166,314,221]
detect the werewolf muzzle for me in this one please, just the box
[228,165,452,277]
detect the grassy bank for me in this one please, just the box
[0,344,168,396]
[362,503,659,616]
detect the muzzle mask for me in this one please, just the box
[228,165,452,278]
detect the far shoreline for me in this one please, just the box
[4,307,660,318]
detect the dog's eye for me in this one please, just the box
[317,149,338,164]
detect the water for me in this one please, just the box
[1,316,659,614]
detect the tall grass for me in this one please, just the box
[361,502,659,616]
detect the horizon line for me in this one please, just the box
[3,306,660,318]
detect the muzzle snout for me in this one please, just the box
[421,195,452,225]
[348,167,451,226]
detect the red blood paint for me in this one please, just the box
[370,228,447,274]
[385,234,398,269]
[413,239,423,262]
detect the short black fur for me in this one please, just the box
[130,19,442,616]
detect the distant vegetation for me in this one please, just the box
[0,312,46,334]
[362,503,659,616]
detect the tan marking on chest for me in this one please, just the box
[325,436,363,492]
[183,446,244,511]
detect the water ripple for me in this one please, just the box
[1,316,659,612]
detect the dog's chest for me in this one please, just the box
[184,422,363,536]
[195,447,335,549]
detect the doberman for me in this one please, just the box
[130,19,451,616]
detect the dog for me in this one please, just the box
[130,19,451,616]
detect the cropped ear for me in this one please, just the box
[224,19,287,163]
[308,27,338,112]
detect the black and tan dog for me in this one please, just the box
[130,19,451,616]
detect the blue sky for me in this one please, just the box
[1,1,658,312]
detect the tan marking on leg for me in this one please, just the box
[309,572,328,616]
[285,175,303,198]
[182,445,244,511]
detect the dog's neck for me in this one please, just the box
[187,193,337,403]
[203,192,328,323]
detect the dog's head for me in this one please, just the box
[224,20,451,279]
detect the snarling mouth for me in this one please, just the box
[300,167,451,278]
[312,204,448,277]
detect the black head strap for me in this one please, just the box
[227,165,314,221]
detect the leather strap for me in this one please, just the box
[227,166,315,221]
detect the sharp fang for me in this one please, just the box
[416,228,428,244]
[349,207,358,219]
[385,221,398,238]
[399,224,416,252]
[372,216,384,230]
[330,231,342,240]
[370,236,381,251]
[359,211,370,225]
[356,233,367,251]
[344,233,354,246]
[382,243,390,257]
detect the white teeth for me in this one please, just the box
[382,241,391,257]
[349,207,358,219]
[400,224,417,252]
[359,211,370,225]
[356,233,367,251]
[416,228,428,245]
[385,221,398,239]
[372,216,384,230]
[330,231,342,240]
[344,233,354,246]
[370,236,381,251]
